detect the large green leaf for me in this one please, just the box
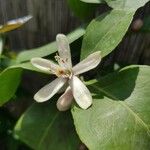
[72,65,150,150]
[0,62,45,106]
[81,10,134,59]
[14,101,80,150]
[81,0,149,10]
[105,0,149,11]
[0,68,22,106]
[81,0,149,59]
[16,27,85,63]
[12,62,46,73]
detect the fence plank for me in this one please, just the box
[0,0,149,65]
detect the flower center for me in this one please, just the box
[54,54,72,78]
[56,68,72,78]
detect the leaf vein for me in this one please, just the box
[91,84,150,135]
[38,112,60,149]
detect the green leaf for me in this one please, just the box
[14,101,80,150]
[72,65,150,150]
[105,0,149,11]
[0,62,45,106]
[81,10,134,59]
[81,0,149,10]
[12,62,46,73]
[67,0,96,19]
[80,0,149,59]
[0,68,22,106]
[16,27,85,63]
[80,0,103,4]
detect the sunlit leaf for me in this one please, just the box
[14,101,80,150]
[81,10,134,59]
[0,15,32,33]
[80,0,149,59]
[81,0,149,10]
[16,27,85,63]
[105,0,149,11]
[72,65,150,150]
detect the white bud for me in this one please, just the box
[56,87,73,111]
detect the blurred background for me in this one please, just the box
[0,0,82,50]
[0,0,150,149]
[0,0,149,64]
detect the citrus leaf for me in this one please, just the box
[72,65,150,150]
[81,0,149,10]
[0,62,45,106]
[12,62,46,73]
[16,27,85,63]
[105,0,150,11]
[14,101,80,150]
[81,10,134,59]
[0,68,22,106]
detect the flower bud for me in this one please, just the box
[132,19,143,31]
[57,87,73,111]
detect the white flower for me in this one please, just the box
[31,34,101,111]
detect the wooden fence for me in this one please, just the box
[0,0,150,65]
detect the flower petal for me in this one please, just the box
[56,34,72,68]
[31,57,60,74]
[57,86,73,111]
[73,51,101,75]
[69,76,92,109]
[34,77,67,102]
